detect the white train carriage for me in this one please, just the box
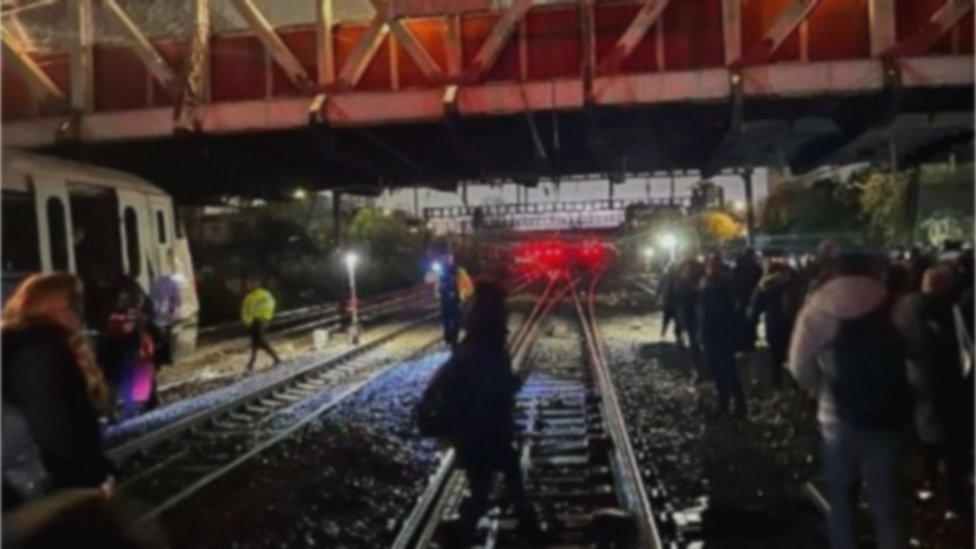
[2,149,199,355]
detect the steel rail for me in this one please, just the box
[125,275,541,527]
[574,270,662,549]
[197,285,428,340]
[136,334,442,524]
[107,312,438,463]
[391,278,569,549]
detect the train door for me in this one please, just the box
[117,189,153,291]
[31,172,75,274]
[67,181,124,323]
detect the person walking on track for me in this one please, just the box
[241,277,281,372]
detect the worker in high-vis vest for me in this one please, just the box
[434,254,474,347]
[241,277,281,372]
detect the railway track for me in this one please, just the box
[113,315,443,522]
[193,285,433,353]
[116,276,540,526]
[395,273,660,548]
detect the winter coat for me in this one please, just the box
[437,343,519,469]
[698,271,737,352]
[749,271,802,347]
[731,258,762,312]
[787,276,889,425]
[2,323,112,507]
[894,292,967,444]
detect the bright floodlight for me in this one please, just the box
[643,247,655,258]
[344,252,359,269]
[658,233,677,250]
[731,199,746,212]
[431,261,443,274]
[293,188,308,200]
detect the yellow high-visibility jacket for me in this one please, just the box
[457,267,474,301]
[241,287,276,326]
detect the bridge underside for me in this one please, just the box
[3,0,973,201]
[37,84,973,202]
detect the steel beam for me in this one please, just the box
[868,0,896,57]
[580,0,596,100]
[445,14,462,76]
[596,0,669,76]
[100,0,178,95]
[174,0,210,132]
[68,0,94,112]
[722,0,742,65]
[387,18,444,81]
[230,0,312,92]
[1,0,57,18]
[316,0,335,87]
[740,0,821,65]
[1,22,66,106]
[466,0,533,82]
[337,11,390,89]
[886,0,973,57]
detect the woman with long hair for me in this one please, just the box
[2,273,114,509]
[426,279,540,544]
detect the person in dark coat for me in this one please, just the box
[731,247,763,352]
[675,253,705,376]
[659,261,682,343]
[894,266,972,516]
[699,253,746,417]
[749,261,802,387]
[425,280,539,544]
[2,274,114,510]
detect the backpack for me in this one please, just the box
[827,304,913,430]
[415,357,460,438]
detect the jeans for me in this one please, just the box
[822,422,907,549]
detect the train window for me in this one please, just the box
[46,197,69,271]
[156,210,167,244]
[2,188,40,274]
[123,207,141,277]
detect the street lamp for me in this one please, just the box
[658,232,678,263]
[345,252,360,344]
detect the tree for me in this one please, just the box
[348,207,431,293]
[758,178,862,235]
[848,167,908,246]
[688,210,744,243]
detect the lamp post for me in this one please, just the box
[345,252,360,344]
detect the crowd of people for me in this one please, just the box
[659,240,974,547]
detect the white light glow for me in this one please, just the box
[658,233,678,250]
[431,261,443,274]
[642,247,655,258]
[344,252,359,269]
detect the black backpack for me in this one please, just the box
[826,304,913,430]
[415,357,460,438]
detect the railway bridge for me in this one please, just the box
[2,0,973,200]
